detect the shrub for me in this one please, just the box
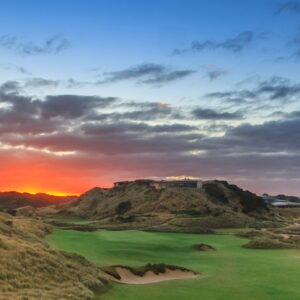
[203,183,228,203]
[115,201,132,215]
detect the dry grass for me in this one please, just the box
[240,228,300,249]
[42,180,277,232]
[0,212,107,300]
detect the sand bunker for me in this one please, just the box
[103,264,199,285]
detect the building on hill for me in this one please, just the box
[113,181,129,188]
[153,179,203,189]
[113,179,203,189]
[262,195,300,208]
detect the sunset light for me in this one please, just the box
[0,0,299,197]
[1,1,300,300]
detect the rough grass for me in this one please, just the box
[0,213,107,300]
[44,180,276,232]
[239,228,300,249]
[243,238,295,249]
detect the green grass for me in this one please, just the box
[214,228,252,235]
[47,229,300,300]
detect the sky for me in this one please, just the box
[0,0,300,196]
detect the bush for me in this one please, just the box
[203,183,228,203]
[243,238,294,249]
[115,201,132,215]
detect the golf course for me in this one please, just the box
[47,229,300,300]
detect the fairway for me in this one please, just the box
[47,229,300,300]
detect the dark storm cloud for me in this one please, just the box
[173,31,255,55]
[97,63,196,86]
[192,108,243,120]
[275,1,300,14]
[0,35,69,55]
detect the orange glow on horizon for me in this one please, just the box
[0,154,113,196]
[20,189,79,197]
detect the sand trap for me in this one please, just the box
[104,265,199,285]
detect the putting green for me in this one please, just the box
[47,229,300,300]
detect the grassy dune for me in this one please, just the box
[0,213,107,300]
[47,229,300,300]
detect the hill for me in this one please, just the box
[0,212,107,299]
[0,191,77,211]
[49,180,275,232]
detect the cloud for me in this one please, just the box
[1,77,88,90]
[22,77,86,89]
[206,76,300,106]
[82,122,197,135]
[202,65,228,81]
[94,103,180,122]
[24,78,60,88]
[276,28,300,60]
[97,63,196,86]
[0,35,70,55]
[218,117,300,154]
[0,83,118,135]
[0,64,31,74]
[173,31,255,55]
[256,76,300,99]
[1,80,300,195]
[0,81,21,94]
[275,1,300,14]
[41,95,117,119]
[192,108,243,120]
[290,28,300,58]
